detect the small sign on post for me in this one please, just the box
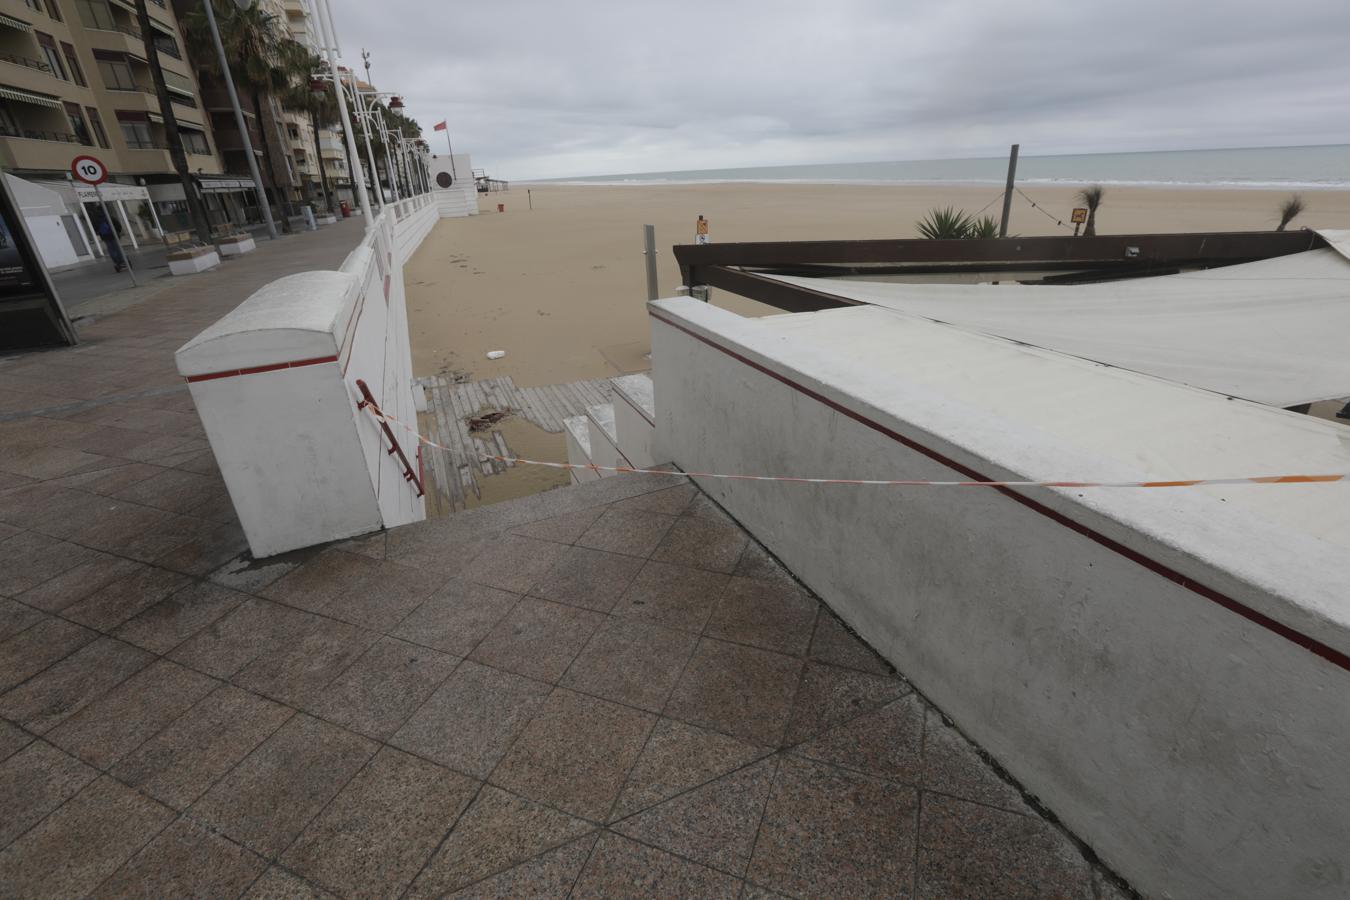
[71,154,136,285]
[1071,206,1088,237]
[695,214,709,245]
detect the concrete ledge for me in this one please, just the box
[166,245,221,276]
[217,234,257,257]
[564,415,599,483]
[611,373,656,467]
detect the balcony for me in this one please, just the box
[0,128,94,170]
[85,25,192,78]
[0,54,76,97]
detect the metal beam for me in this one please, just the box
[696,267,856,313]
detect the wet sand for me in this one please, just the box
[405,182,1350,387]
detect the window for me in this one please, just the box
[179,127,209,155]
[152,33,179,60]
[35,33,66,81]
[74,0,115,31]
[64,102,90,145]
[0,104,18,138]
[85,106,109,148]
[97,58,138,91]
[23,0,43,12]
[60,42,85,86]
[117,113,155,149]
[44,0,62,22]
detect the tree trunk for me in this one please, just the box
[134,0,213,245]
[1084,209,1097,237]
[309,108,332,214]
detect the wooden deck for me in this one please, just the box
[417,374,616,515]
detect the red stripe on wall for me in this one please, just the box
[184,355,338,383]
[648,310,1350,673]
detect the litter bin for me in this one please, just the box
[496,203,505,213]
[340,201,351,218]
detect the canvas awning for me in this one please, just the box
[763,232,1350,408]
[0,85,61,109]
[0,13,33,32]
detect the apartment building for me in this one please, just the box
[0,0,231,238]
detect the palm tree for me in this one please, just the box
[279,50,338,214]
[1276,194,1305,231]
[1077,185,1104,237]
[132,0,213,244]
[916,207,974,239]
[183,1,295,230]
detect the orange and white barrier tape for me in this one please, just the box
[362,406,1349,489]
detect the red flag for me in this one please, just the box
[433,121,447,131]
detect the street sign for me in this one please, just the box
[1070,207,1088,224]
[71,155,108,186]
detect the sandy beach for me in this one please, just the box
[405,182,1350,388]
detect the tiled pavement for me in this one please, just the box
[1,218,1134,898]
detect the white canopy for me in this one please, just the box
[766,231,1350,408]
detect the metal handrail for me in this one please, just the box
[354,378,424,497]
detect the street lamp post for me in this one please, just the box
[204,0,277,239]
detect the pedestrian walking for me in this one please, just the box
[94,216,125,272]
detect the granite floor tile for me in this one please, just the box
[733,542,795,586]
[0,636,153,734]
[392,660,551,779]
[392,579,521,658]
[748,755,918,898]
[918,793,1093,900]
[921,708,1028,812]
[383,524,498,576]
[307,635,459,740]
[152,521,250,576]
[664,639,803,747]
[46,659,219,770]
[528,545,645,613]
[705,576,819,656]
[110,468,223,515]
[491,688,655,821]
[611,718,769,821]
[0,443,106,480]
[260,548,383,613]
[407,785,594,898]
[613,560,730,633]
[446,832,597,899]
[15,553,142,614]
[809,612,892,676]
[613,757,777,876]
[796,694,926,784]
[48,461,165,497]
[56,501,177,559]
[321,560,450,631]
[283,747,479,898]
[88,816,268,900]
[0,775,175,899]
[0,740,98,847]
[782,661,909,746]
[650,514,749,574]
[168,598,319,679]
[0,719,31,763]
[113,685,294,810]
[575,507,677,557]
[609,483,697,516]
[468,597,605,683]
[114,581,250,655]
[461,534,568,593]
[62,565,191,632]
[0,530,98,597]
[0,598,45,643]
[0,484,92,531]
[508,505,606,544]
[560,618,698,713]
[207,552,306,595]
[0,617,97,693]
[232,616,378,708]
[189,713,377,857]
[241,866,336,899]
[571,831,741,899]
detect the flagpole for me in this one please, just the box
[438,120,456,180]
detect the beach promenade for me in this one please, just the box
[0,205,1138,896]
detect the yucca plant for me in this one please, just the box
[1276,194,1305,231]
[916,207,975,239]
[967,215,999,239]
[1077,185,1104,236]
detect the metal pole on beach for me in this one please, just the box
[93,183,136,286]
[643,224,659,301]
[998,143,1019,238]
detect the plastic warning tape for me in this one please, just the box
[362,406,1349,489]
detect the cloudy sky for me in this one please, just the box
[332,0,1350,180]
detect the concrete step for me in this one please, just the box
[585,403,624,477]
[563,414,599,483]
[610,372,656,468]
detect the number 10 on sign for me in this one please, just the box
[70,155,136,286]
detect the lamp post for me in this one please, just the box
[204,0,277,239]
[312,0,371,221]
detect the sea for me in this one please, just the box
[546,144,1350,190]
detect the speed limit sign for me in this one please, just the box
[71,155,108,185]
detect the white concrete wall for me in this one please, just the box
[649,297,1350,900]
[431,153,478,218]
[176,197,438,557]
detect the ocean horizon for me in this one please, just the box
[536,143,1350,190]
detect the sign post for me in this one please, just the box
[1071,206,1088,237]
[71,155,136,286]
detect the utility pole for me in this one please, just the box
[998,143,1019,239]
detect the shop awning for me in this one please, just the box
[0,85,61,109]
[197,176,258,194]
[0,13,33,32]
